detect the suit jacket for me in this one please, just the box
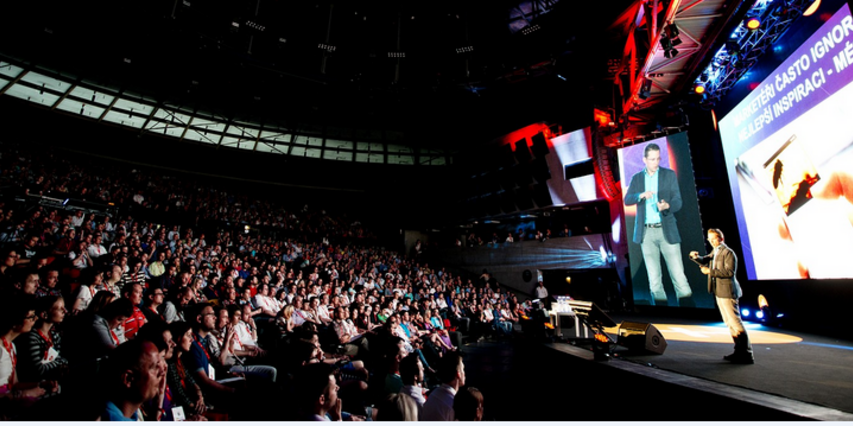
[695,243,742,299]
[624,167,683,245]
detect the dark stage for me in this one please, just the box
[461,314,853,421]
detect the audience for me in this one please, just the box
[0,143,534,421]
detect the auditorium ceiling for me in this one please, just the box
[0,0,747,163]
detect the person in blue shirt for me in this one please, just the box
[100,339,164,421]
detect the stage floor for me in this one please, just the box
[546,313,853,420]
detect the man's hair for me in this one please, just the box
[399,353,421,386]
[12,267,39,286]
[100,298,135,321]
[644,143,661,158]
[122,281,143,298]
[39,267,59,281]
[437,350,464,384]
[188,302,212,329]
[35,294,63,318]
[0,294,36,335]
[136,322,169,353]
[453,387,484,421]
[708,228,725,241]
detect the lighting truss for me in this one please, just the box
[693,0,813,106]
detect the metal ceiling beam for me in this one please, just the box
[625,0,682,114]
[0,69,29,97]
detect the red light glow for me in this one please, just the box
[594,108,611,127]
[497,123,552,151]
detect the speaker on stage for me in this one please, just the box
[617,321,667,355]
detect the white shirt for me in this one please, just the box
[75,284,96,311]
[235,321,256,347]
[88,244,107,259]
[400,384,426,408]
[0,341,15,388]
[420,384,456,421]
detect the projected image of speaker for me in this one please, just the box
[617,321,667,355]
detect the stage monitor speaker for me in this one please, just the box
[617,321,667,355]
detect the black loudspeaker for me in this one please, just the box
[617,321,667,355]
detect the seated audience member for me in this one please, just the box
[227,305,264,356]
[89,298,135,361]
[290,363,343,421]
[399,353,427,408]
[454,386,485,421]
[381,336,409,398]
[143,287,167,324]
[375,393,419,422]
[14,295,69,385]
[9,268,39,297]
[136,322,209,422]
[71,269,103,315]
[168,321,208,418]
[99,338,166,421]
[182,304,238,404]
[0,295,53,418]
[102,264,124,299]
[121,282,148,341]
[201,305,277,383]
[277,304,297,335]
[420,351,466,421]
[162,285,194,324]
[332,306,368,357]
[34,268,61,299]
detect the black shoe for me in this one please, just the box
[724,352,754,364]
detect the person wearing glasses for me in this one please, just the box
[0,294,56,418]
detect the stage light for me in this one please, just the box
[803,0,821,16]
[693,84,706,95]
[666,23,682,46]
[666,23,680,39]
[521,24,541,36]
[741,308,751,318]
[660,35,673,51]
[756,311,765,319]
[664,47,679,59]
[639,78,652,100]
[745,17,761,31]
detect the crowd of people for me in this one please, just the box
[0,144,537,421]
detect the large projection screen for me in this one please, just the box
[618,133,711,308]
[718,3,853,280]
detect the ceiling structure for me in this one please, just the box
[0,0,762,164]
